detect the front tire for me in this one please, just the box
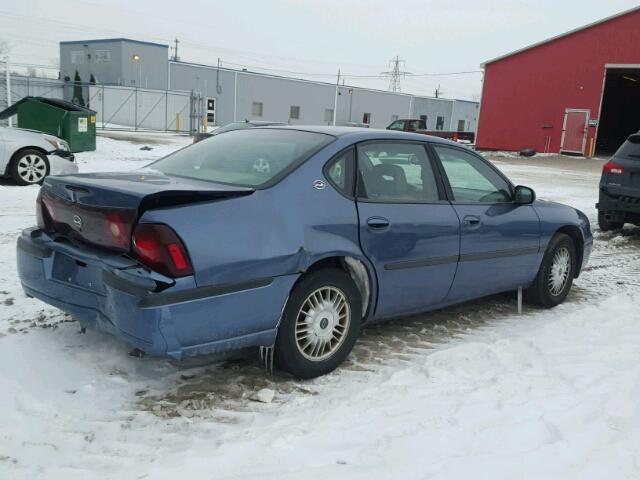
[10,149,50,186]
[598,211,624,232]
[525,233,576,308]
[275,269,361,379]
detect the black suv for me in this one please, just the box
[597,133,640,231]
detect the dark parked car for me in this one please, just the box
[387,118,427,132]
[597,132,640,231]
[192,120,286,143]
[17,127,592,378]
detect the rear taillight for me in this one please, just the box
[132,223,194,278]
[603,160,624,175]
[36,191,52,231]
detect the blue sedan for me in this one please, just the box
[17,127,592,378]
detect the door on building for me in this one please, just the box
[560,109,589,154]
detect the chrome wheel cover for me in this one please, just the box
[295,286,350,361]
[17,154,47,184]
[548,246,571,296]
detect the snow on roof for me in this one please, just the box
[481,5,640,67]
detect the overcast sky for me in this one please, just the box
[1,0,639,99]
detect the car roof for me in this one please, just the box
[258,125,463,147]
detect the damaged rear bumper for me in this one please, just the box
[17,228,298,358]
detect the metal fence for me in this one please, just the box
[88,85,203,133]
[1,70,203,133]
[0,75,64,120]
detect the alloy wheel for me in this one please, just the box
[17,154,47,184]
[295,286,351,361]
[548,246,571,296]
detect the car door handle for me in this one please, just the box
[463,215,481,227]
[366,216,390,229]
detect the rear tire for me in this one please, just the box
[598,211,624,232]
[525,233,576,308]
[10,149,50,186]
[275,269,361,379]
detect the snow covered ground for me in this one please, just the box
[1,136,639,479]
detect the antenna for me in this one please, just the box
[381,56,410,92]
[172,38,180,61]
[435,85,443,98]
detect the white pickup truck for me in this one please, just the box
[0,127,78,185]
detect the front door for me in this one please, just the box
[561,109,589,154]
[356,141,460,319]
[432,144,541,302]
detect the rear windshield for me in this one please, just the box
[615,134,640,160]
[151,129,334,187]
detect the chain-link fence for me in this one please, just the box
[1,71,204,133]
[88,85,203,132]
[0,75,64,121]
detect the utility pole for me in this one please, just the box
[5,57,11,127]
[381,56,410,93]
[172,38,180,62]
[332,69,340,126]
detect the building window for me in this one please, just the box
[457,119,466,132]
[95,50,112,63]
[363,112,371,124]
[325,108,334,123]
[419,114,428,126]
[436,116,445,130]
[252,102,263,117]
[71,51,85,64]
[290,105,300,120]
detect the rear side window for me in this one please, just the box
[325,148,354,196]
[151,129,334,187]
[615,134,640,160]
[357,142,440,203]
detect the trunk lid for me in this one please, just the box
[39,170,254,251]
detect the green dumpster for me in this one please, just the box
[0,97,96,152]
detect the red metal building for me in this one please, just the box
[476,7,640,156]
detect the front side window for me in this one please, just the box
[433,145,511,203]
[408,120,422,132]
[151,129,334,187]
[357,142,439,203]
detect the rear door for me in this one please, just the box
[356,140,460,319]
[431,144,541,302]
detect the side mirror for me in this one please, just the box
[514,185,536,205]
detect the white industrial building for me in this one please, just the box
[59,38,479,132]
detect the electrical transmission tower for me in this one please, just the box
[381,56,410,92]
